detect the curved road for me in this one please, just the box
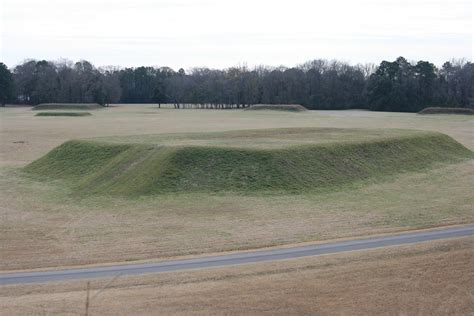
[1,226,472,285]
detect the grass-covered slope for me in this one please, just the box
[35,112,92,117]
[32,103,103,110]
[245,104,308,112]
[418,107,474,115]
[25,128,473,196]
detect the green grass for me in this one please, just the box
[245,104,308,112]
[418,107,474,115]
[35,112,92,117]
[24,128,473,196]
[32,103,103,110]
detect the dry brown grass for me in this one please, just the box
[0,105,473,270]
[1,160,473,270]
[1,237,472,315]
[1,105,472,315]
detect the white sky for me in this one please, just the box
[1,0,472,69]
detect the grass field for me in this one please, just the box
[1,237,472,315]
[0,105,473,270]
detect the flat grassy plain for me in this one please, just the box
[0,105,473,270]
[1,237,472,315]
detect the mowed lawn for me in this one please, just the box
[0,105,473,270]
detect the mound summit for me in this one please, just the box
[25,128,472,196]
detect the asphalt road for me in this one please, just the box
[1,226,472,285]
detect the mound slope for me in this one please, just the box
[25,128,473,196]
[245,104,308,112]
[35,112,92,117]
[418,107,474,115]
[32,103,103,110]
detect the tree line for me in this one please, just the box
[1,57,472,112]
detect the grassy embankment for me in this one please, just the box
[245,104,308,112]
[32,103,103,110]
[35,112,92,117]
[418,107,474,115]
[25,128,472,197]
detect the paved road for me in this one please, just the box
[1,226,472,285]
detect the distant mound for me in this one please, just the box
[35,112,92,117]
[245,104,308,112]
[32,103,103,110]
[418,107,474,115]
[25,128,472,196]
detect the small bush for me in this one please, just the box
[418,107,474,115]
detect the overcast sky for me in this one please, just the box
[1,0,472,69]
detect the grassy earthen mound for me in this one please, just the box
[25,128,472,196]
[245,104,308,112]
[32,103,103,110]
[418,107,474,115]
[35,112,92,117]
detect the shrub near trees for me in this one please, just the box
[4,57,474,112]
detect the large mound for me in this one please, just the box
[418,107,474,115]
[25,128,472,196]
[35,112,92,117]
[32,103,103,110]
[245,104,308,112]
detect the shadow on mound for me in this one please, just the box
[24,128,473,196]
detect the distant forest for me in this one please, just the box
[1,57,473,112]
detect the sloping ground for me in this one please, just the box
[418,107,474,115]
[32,103,103,110]
[24,128,473,196]
[245,104,308,112]
[35,112,92,117]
